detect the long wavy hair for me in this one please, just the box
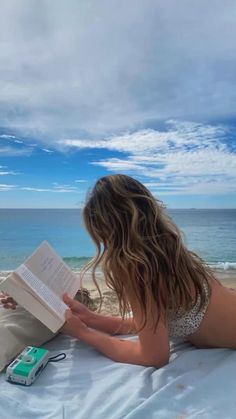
[81,174,216,331]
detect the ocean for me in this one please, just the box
[0,209,235,274]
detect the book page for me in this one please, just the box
[0,273,63,333]
[24,241,80,298]
[15,265,68,321]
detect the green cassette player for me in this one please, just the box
[5,346,50,386]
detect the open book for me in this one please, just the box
[0,241,80,332]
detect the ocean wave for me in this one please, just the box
[63,256,92,268]
[67,260,236,272]
[1,259,236,279]
[208,262,236,271]
[63,256,92,262]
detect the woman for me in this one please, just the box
[2,175,236,368]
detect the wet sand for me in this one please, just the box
[213,270,236,289]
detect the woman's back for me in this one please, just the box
[186,277,236,349]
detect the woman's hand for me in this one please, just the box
[0,292,17,309]
[63,293,94,325]
[62,308,89,339]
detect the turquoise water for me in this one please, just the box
[0,209,235,271]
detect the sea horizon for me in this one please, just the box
[1,207,236,210]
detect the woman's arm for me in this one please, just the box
[87,312,136,335]
[76,325,169,368]
[63,291,170,368]
[63,294,135,335]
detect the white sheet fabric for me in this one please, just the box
[0,333,236,419]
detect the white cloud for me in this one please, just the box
[0,164,21,176]
[0,146,32,156]
[21,183,82,193]
[91,158,145,172]
[53,184,77,191]
[21,187,52,192]
[62,120,236,195]
[0,134,16,139]
[59,121,228,154]
[42,148,54,153]
[0,181,83,193]
[0,1,236,139]
[0,171,19,175]
[0,134,33,156]
[0,183,16,191]
[21,187,77,193]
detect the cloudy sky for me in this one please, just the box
[1,0,236,208]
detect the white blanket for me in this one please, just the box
[0,334,235,419]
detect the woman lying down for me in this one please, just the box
[1,175,236,369]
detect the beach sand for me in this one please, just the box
[1,269,236,317]
[79,274,120,316]
[213,270,236,287]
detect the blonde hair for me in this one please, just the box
[82,174,216,331]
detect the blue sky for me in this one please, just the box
[0,0,236,208]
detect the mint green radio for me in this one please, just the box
[6,346,50,386]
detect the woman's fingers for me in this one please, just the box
[62,308,87,338]
[64,308,72,321]
[63,293,84,313]
[63,293,75,307]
